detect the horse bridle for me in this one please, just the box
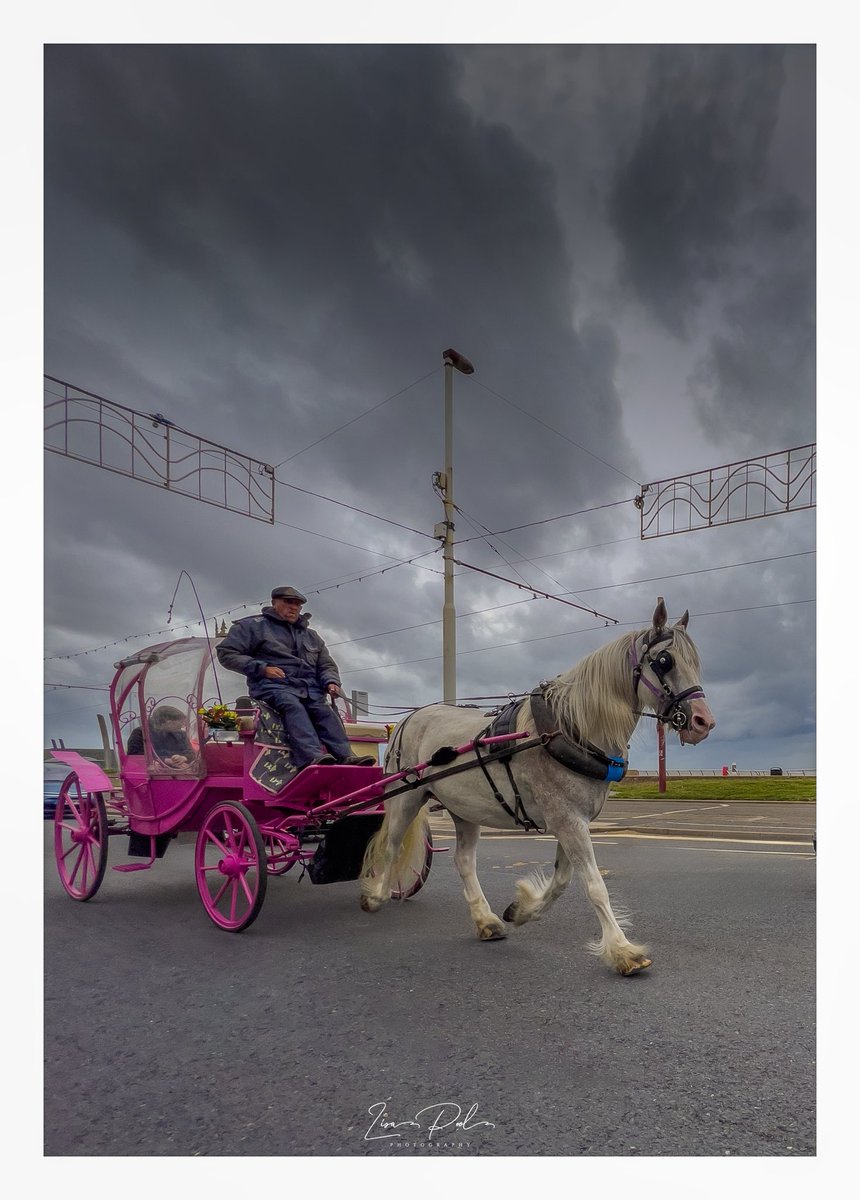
[630,631,706,731]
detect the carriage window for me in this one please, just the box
[142,656,203,777]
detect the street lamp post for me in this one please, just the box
[437,348,475,703]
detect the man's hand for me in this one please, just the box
[264,665,286,680]
[326,683,343,698]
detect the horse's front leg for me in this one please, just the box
[451,815,507,941]
[502,843,574,926]
[553,811,651,975]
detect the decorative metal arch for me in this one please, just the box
[44,375,275,523]
[637,444,816,540]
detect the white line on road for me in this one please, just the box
[606,803,730,820]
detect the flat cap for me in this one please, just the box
[271,585,307,603]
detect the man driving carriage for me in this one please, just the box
[215,585,375,774]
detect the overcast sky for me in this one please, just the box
[41,41,817,770]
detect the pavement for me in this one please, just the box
[428,798,816,845]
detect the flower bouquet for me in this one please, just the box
[198,704,239,730]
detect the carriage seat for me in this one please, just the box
[234,696,288,748]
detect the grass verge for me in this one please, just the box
[609,777,815,801]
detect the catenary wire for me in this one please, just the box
[338,598,816,676]
[473,378,642,488]
[272,367,441,467]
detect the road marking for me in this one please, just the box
[606,803,729,820]
[615,830,809,845]
[431,830,810,848]
[604,835,810,854]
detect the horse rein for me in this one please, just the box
[630,631,706,731]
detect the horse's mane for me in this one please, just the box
[542,625,702,754]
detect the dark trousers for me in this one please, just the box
[251,683,352,769]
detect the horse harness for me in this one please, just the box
[385,686,627,834]
[629,629,706,731]
[383,632,705,833]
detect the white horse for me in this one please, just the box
[360,599,715,975]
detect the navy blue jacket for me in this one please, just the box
[216,608,342,699]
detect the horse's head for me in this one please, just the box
[632,598,716,745]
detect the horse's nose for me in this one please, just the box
[690,700,716,736]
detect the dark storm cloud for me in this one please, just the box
[607,45,788,337]
[42,44,816,770]
[690,217,815,450]
[45,43,639,528]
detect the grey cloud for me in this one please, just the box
[607,45,789,337]
[42,44,816,770]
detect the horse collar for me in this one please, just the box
[530,686,627,783]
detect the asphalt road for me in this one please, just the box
[44,823,815,1156]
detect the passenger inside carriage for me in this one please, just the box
[126,705,196,770]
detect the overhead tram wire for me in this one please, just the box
[272,477,436,541]
[443,494,536,592]
[473,378,642,489]
[452,499,594,610]
[325,548,815,649]
[44,548,814,662]
[337,598,817,677]
[452,496,635,546]
[272,366,441,468]
[451,558,619,623]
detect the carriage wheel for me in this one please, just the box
[263,830,300,876]
[194,801,267,931]
[54,774,109,901]
[391,828,434,900]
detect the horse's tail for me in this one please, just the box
[360,801,429,899]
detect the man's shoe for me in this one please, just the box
[341,754,377,766]
[295,754,336,774]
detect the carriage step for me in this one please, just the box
[112,861,155,872]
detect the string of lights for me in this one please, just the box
[43,548,814,663]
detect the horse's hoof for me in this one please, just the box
[502,903,517,923]
[360,896,381,913]
[477,923,507,941]
[618,956,652,975]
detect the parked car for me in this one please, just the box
[44,761,72,819]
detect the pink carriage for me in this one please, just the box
[51,637,433,931]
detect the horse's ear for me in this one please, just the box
[674,609,690,630]
[652,596,668,634]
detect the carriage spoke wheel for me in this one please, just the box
[194,802,267,931]
[54,774,109,901]
[390,828,434,900]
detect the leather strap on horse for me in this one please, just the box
[530,685,627,782]
[378,733,545,808]
[473,717,544,832]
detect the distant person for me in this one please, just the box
[126,705,195,769]
[216,585,375,774]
